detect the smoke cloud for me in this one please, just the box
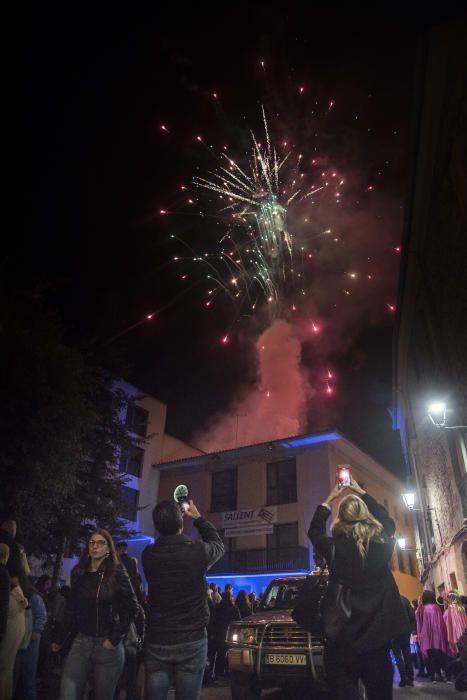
[193,320,309,452]
[192,186,402,453]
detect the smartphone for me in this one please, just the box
[337,465,351,489]
[179,498,190,513]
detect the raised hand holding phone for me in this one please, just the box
[349,476,366,496]
[184,500,201,520]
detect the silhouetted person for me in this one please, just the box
[392,595,415,687]
[142,499,224,700]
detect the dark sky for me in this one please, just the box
[19,7,444,477]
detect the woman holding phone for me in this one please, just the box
[308,476,409,700]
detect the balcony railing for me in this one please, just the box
[209,546,310,574]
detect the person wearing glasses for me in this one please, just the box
[52,529,138,700]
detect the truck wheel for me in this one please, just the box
[230,671,261,700]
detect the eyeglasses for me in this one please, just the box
[88,539,108,548]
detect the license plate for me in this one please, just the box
[263,653,306,665]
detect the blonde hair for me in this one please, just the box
[332,495,385,558]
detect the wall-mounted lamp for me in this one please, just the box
[396,536,416,552]
[427,401,466,429]
[428,401,447,427]
[402,491,416,510]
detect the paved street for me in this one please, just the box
[41,670,459,699]
[191,676,458,699]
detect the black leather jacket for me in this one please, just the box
[57,563,138,647]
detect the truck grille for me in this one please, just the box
[262,625,309,647]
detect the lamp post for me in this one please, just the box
[427,401,467,429]
[401,490,443,542]
[402,488,450,586]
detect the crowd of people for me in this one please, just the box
[0,488,466,700]
[206,582,259,681]
[389,589,467,687]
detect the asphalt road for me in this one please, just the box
[41,670,459,698]
[198,677,458,699]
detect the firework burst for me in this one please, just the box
[172,107,342,321]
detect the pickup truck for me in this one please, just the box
[226,574,367,699]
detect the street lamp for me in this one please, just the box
[397,536,407,550]
[427,401,467,429]
[402,490,416,510]
[428,401,447,427]
[396,536,417,552]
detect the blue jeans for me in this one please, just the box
[59,633,124,700]
[14,637,41,700]
[144,636,207,700]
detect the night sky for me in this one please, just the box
[19,7,442,478]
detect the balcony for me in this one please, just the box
[209,546,310,574]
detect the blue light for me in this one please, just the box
[280,431,341,448]
[207,570,309,597]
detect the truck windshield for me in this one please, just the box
[260,581,305,610]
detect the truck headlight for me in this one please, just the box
[229,626,257,644]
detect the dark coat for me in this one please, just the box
[0,564,10,642]
[56,564,138,647]
[142,517,224,645]
[214,600,241,646]
[119,552,138,584]
[308,492,410,654]
[0,529,23,579]
[400,595,416,634]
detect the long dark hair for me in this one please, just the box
[72,528,120,593]
[220,590,234,606]
[236,590,251,610]
[421,589,436,605]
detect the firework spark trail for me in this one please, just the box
[187,108,344,323]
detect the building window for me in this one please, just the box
[121,486,139,521]
[397,548,405,573]
[408,552,417,578]
[267,522,298,550]
[126,402,148,437]
[119,444,144,477]
[211,469,237,512]
[267,458,297,505]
